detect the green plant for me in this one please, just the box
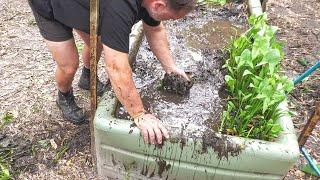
[0,150,12,180]
[1,112,13,130]
[0,113,14,180]
[0,164,11,180]
[220,13,294,141]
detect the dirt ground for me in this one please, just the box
[0,0,319,179]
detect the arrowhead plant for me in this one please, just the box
[220,14,294,141]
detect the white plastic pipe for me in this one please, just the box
[129,21,144,66]
[248,0,263,16]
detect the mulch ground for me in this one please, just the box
[0,0,319,179]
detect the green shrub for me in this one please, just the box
[220,13,294,141]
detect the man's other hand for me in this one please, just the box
[134,113,169,145]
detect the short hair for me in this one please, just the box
[167,0,197,11]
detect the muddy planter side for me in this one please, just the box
[94,92,299,180]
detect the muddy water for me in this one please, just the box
[116,8,246,137]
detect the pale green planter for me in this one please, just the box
[94,92,299,180]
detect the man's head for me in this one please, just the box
[142,0,197,21]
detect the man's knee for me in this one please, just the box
[59,65,79,77]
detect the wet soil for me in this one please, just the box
[116,7,246,139]
[160,73,194,95]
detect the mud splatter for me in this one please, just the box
[201,129,242,160]
[111,154,117,166]
[156,158,172,178]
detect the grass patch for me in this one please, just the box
[0,112,15,179]
[220,14,294,141]
[0,164,11,180]
[1,112,13,130]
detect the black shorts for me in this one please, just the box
[29,1,73,42]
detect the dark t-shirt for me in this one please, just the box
[30,0,161,53]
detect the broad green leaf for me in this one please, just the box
[225,75,235,92]
[262,49,281,73]
[243,94,253,101]
[240,49,253,68]
[271,124,282,134]
[262,98,271,113]
[252,37,269,60]
[243,69,253,76]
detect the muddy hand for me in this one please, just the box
[134,113,169,144]
[169,66,190,81]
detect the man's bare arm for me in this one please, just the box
[103,45,145,117]
[143,22,190,80]
[103,45,169,144]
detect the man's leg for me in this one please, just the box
[28,2,87,124]
[45,38,79,92]
[75,30,106,96]
[45,38,87,124]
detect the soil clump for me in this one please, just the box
[160,73,194,95]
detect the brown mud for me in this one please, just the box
[201,130,242,160]
[160,73,194,95]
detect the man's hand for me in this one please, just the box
[166,66,191,81]
[134,113,169,144]
[143,22,190,82]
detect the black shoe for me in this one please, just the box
[78,67,106,97]
[56,90,87,125]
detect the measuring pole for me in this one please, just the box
[89,0,99,168]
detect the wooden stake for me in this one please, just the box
[298,102,320,147]
[89,0,99,168]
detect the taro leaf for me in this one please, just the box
[249,83,255,88]
[248,13,267,26]
[255,93,267,100]
[263,97,271,114]
[235,56,242,67]
[270,123,282,134]
[265,26,278,38]
[252,36,270,60]
[233,35,247,49]
[243,70,253,76]
[241,49,253,68]
[244,105,252,110]
[228,101,236,109]
[283,79,294,93]
[225,75,235,92]
[257,48,280,74]
[243,93,253,101]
